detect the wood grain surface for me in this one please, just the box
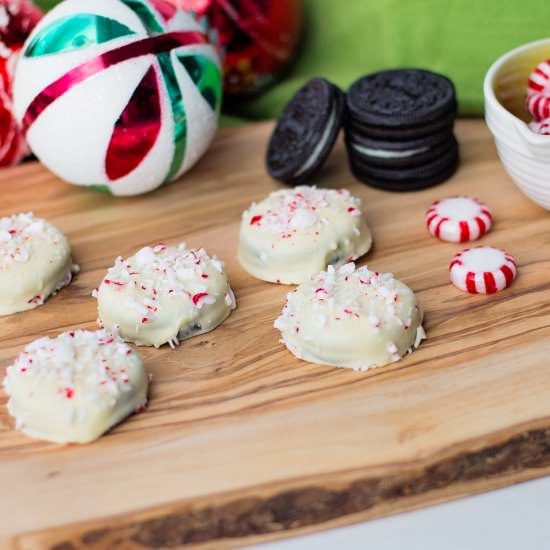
[2,120,550,549]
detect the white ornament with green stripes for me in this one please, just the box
[13,0,222,196]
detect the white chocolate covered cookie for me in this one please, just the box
[238,186,372,284]
[0,212,77,315]
[96,244,236,348]
[3,329,148,444]
[275,263,425,371]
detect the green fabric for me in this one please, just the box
[36,0,57,11]
[232,0,550,119]
[35,0,549,119]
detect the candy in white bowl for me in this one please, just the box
[484,38,550,210]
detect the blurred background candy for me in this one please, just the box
[171,0,302,99]
[0,0,42,167]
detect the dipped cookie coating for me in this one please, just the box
[3,329,148,444]
[96,244,236,348]
[0,212,77,315]
[238,186,372,284]
[275,263,425,371]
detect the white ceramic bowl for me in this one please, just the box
[484,38,550,210]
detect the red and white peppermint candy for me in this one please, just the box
[449,246,517,294]
[528,60,550,96]
[526,61,550,121]
[528,119,550,135]
[526,93,550,121]
[426,196,493,243]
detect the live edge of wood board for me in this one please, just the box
[2,120,550,550]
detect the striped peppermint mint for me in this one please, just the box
[426,196,493,243]
[449,246,517,295]
[526,60,550,121]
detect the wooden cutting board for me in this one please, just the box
[2,120,550,550]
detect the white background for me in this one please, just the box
[254,477,550,549]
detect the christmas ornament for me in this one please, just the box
[0,0,42,167]
[13,0,222,196]
[173,0,301,97]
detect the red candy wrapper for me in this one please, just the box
[173,0,301,97]
[0,0,42,167]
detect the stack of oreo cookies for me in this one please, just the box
[345,69,459,191]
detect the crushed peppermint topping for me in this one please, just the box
[275,263,416,333]
[387,342,398,354]
[192,292,215,308]
[275,263,425,369]
[96,244,235,324]
[243,186,364,236]
[3,328,143,408]
[0,212,65,267]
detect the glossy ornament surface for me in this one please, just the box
[13,0,222,196]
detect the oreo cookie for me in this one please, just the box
[346,105,457,141]
[347,69,456,128]
[349,137,459,192]
[266,78,345,186]
[350,158,459,192]
[344,68,459,191]
[345,128,454,168]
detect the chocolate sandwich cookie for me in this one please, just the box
[266,78,345,186]
[346,104,457,141]
[345,127,455,168]
[345,68,459,192]
[349,137,459,192]
[347,69,457,128]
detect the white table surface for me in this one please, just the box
[254,476,550,550]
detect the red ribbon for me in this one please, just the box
[22,31,208,134]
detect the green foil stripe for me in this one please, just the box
[177,53,222,113]
[157,52,187,182]
[24,14,135,57]
[90,184,113,194]
[121,0,163,34]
